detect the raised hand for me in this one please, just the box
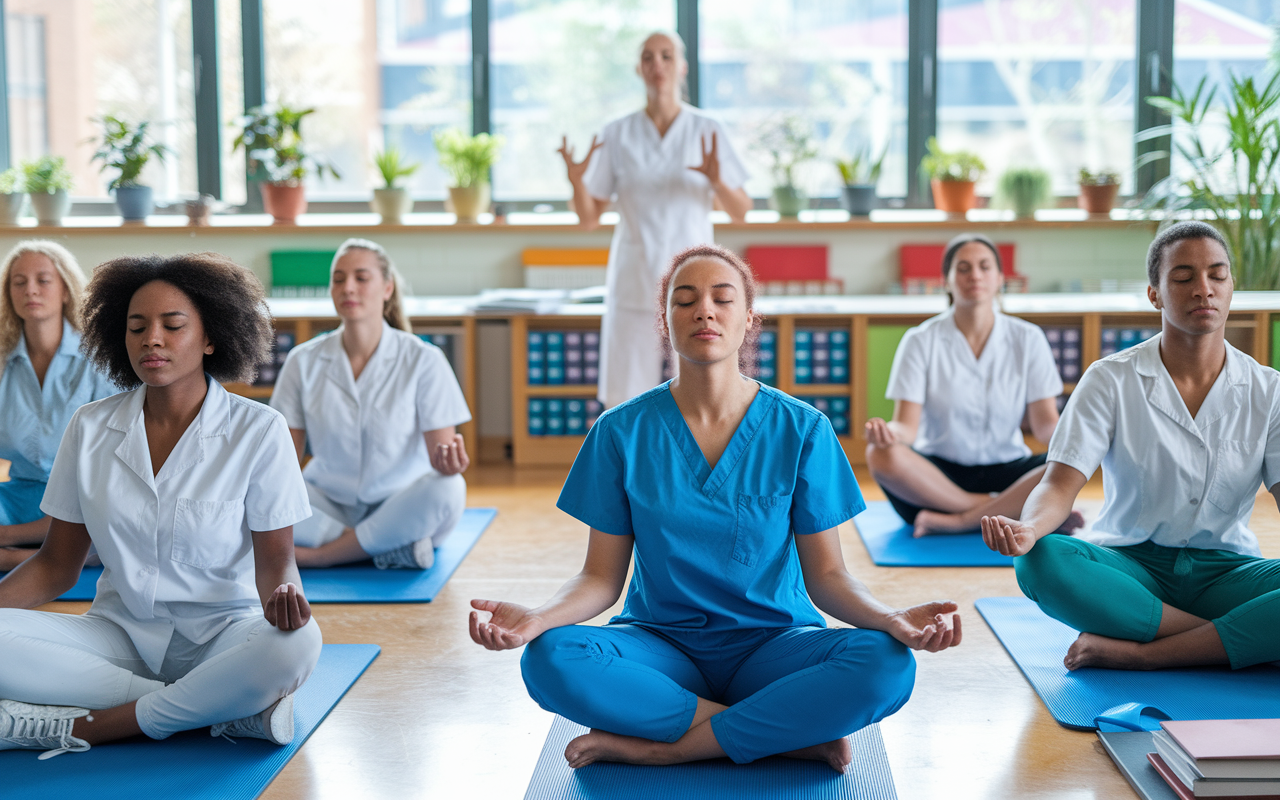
[864,418,897,449]
[558,135,602,185]
[980,515,1037,557]
[469,598,544,651]
[265,582,311,631]
[431,433,470,476]
[688,133,721,185]
[885,601,962,652]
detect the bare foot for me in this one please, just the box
[783,737,853,773]
[1056,509,1086,534]
[912,509,978,537]
[1064,632,1147,671]
[565,729,663,768]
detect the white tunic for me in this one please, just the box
[270,322,471,508]
[886,309,1063,465]
[1049,335,1280,556]
[39,378,311,672]
[583,105,747,407]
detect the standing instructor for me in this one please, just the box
[560,30,752,407]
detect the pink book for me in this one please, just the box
[1162,721,1280,761]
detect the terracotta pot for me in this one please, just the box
[447,184,490,223]
[371,187,413,224]
[261,182,307,224]
[1078,183,1119,216]
[930,179,976,216]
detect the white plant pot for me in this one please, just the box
[371,187,413,224]
[0,192,26,225]
[447,184,490,224]
[30,190,71,226]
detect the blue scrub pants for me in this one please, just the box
[0,478,45,526]
[521,624,915,764]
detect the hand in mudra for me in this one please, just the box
[558,135,602,184]
[688,133,723,185]
[885,601,962,652]
[469,598,544,651]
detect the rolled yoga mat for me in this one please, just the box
[523,715,899,800]
[976,596,1280,731]
[852,501,1012,568]
[15,507,498,604]
[5,642,380,800]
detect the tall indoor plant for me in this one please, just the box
[91,115,169,221]
[434,129,502,223]
[371,146,419,224]
[920,137,985,216]
[756,116,818,217]
[232,104,340,224]
[835,145,886,216]
[1141,73,1280,289]
[22,156,74,226]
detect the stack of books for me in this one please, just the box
[528,330,601,385]
[794,329,851,385]
[1149,719,1280,799]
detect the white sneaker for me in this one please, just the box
[372,538,435,570]
[210,695,294,746]
[0,699,91,760]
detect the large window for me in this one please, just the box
[699,0,909,200]
[936,0,1137,195]
[5,0,197,201]
[489,0,675,201]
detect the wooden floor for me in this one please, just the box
[38,465,1280,800]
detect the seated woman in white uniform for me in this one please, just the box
[0,241,116,570]
[0,252,321,758]
[984,221,1280,671]
[865,234,1082,537]
[271,239,471,570]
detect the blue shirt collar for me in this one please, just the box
[8,318,80,364]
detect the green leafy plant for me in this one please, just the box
[0,167,23,195]
[1079,167,1120,186]
[754,116,819,187]
[433,129,503,188]
[835,145,888,186]
[1140,73,1280,290]
[90,116,169,189]
[373,146,419,189]
[231,104,340,185]
[21,155,74,194]
[996,167,1051,217]
[919,137,985,182]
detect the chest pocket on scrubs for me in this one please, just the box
[1207,440,1263,513]
[171,497,247,569]
[733,494,792,567]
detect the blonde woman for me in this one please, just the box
[0,242,116,570]
[270,239,471,569]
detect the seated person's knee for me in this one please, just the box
[1013,534,1075,601]
[253,621,323,691]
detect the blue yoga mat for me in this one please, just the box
[12,507,497,604]
[976,596,1280,731]
[852,502,1012,568]
[523,716,898,800]
[5,642,380,800]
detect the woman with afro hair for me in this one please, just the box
[0,252,321,758]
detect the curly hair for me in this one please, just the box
[81,252,273,388]
[0,240,89,358]
[654,244,763,370]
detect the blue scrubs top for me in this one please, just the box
[557,381,866,632]
[0,321,118,482]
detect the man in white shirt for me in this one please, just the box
[982,221,1280,671]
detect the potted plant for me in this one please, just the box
[920,137,985,216]
[835,145,887,216]
[1078,168,1120,216]
[91,115,170,222]
[1142,73,1280,289]
[755,117,819,217]
[996,167,1051,219]
[371,146,419,224]
[232,104,340,224]
[0,167,25,226]
[22,156,74,226]
[433,129,502,223]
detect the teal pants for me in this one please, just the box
[1015,536,1280,669]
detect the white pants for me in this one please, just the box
[293,472,466,556]
[599,306,665,408]
[0,609,322,739]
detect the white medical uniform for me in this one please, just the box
[1049,335,1280,556]
[886,308,1062,465]
[0,378,322,739]
[583,104,748,407]
[270,322,472,555]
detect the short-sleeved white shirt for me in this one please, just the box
[40,377,311,672]
[886,309,1063,465]
[270,321,471,507]
[1048,335,1280,557]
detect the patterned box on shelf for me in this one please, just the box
[417,333,456,371]
[797,396,851,435]
[793,328,850,385]
[253,331,296,387]
[1039,326,1083,383]
[1100,327,1159,358]
[528,330,601,385]
[528,397,604,437]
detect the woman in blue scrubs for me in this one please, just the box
[0,241,115,570]
[470,244,961,772]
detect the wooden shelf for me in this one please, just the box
[790,383,853,394]
[224,383,274,399]
[526,384,598,397]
